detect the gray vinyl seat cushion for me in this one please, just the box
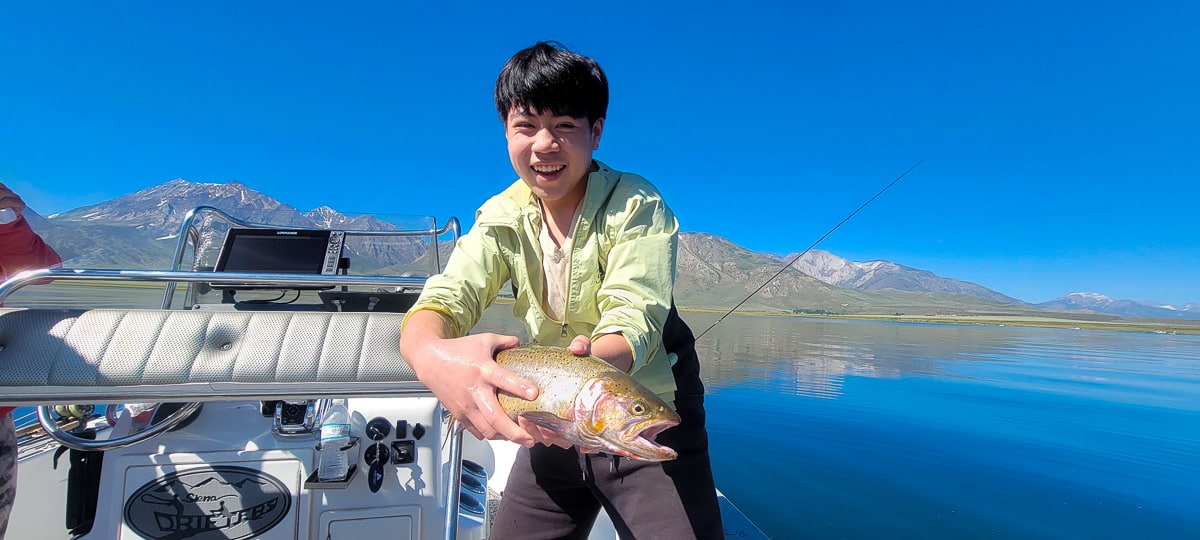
[0,308,427,406]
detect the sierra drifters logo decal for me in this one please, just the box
[123,466,291,539]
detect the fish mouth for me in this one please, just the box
[616,417,680,462]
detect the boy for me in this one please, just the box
[399,42,721,538]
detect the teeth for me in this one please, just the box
[532,164,565,174]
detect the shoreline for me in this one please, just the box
[11,286,1198,336]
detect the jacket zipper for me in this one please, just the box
[483,202,581,339]
[560,207,586,339]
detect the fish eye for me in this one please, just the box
[630,401,647,415]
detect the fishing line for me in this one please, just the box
[694,160,922,341]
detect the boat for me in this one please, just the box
[1,206,767,539]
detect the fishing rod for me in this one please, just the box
[694,160,922,341]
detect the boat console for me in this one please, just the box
[0,207,504,540]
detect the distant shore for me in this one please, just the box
[9,284,1197,336]
[682,309,1200,335]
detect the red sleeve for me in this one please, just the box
[0,215,62,280]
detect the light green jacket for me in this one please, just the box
[405,161,680,399]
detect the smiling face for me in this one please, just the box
[505,107,604,213]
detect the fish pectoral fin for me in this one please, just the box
[519,412,576,434]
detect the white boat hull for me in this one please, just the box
[14,398,766,539]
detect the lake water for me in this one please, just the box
[9,291,1199,538]
[679,313,1200,539]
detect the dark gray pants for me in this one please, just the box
[489,401,722,539]
[0,414,15,539]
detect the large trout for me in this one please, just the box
[495,345,681,461]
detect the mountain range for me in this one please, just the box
[23,179,1200,321]
[1034,292,1200,321]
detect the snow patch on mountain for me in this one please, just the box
[780,249,1023,304]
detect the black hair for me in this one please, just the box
[494,41,608,126]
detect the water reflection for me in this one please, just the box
[685,314,1019,398]
[682,313,1200,407]
[681,313,1200,539]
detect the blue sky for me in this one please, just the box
[1,2,1197,305]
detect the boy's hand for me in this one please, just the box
[567,334,592,356]
[401,326,539,446]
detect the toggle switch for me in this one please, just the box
[391,440,416,464]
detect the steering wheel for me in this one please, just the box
[37,402,203,451]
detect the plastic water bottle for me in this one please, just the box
[318,399,351,481]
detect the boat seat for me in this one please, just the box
[0,308,428,407]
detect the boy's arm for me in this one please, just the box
[592,185,677,375]
[582,333,634,373]
[404,220,510,337]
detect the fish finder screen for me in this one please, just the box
[212,228,341,288]
[218,234,330,273]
